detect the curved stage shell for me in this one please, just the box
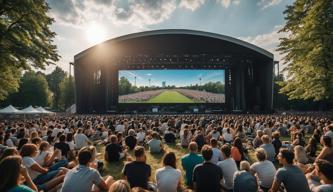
[74,29,274,114]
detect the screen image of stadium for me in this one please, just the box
[118,70,225,103]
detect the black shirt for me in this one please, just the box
[164,132,176,143]
[105,143,122,162]
[125,135,137,150]
[193,162,223,192]
[54,142,70,157]
[123,161,151,189]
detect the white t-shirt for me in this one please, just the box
[211,147,223,164]
[23,156,41,179]
[67,141,75,150]
[52,127,61,137]
[34,151,49,166]
[223,133,233,142]
[250,160,276,188]
[217,158,238,190]
[74,133,89,149]
[155,166,181,192]
[115,124,125,133]
[137,132,146,143]
[6,138,14,147]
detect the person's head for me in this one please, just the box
[272,132,280,140]
[321,136,332,147]
[17,138,28,151]
[110,135,118,144]
[256,130,263,138]
[210,138,218,148]
[255,148,267,161]
[132,187,149,192]
[59,134,66,142]
[0,155,22,191]
[77,128,83,134]
[30,131,38,140]
[134,146,146,161]
[278,148,294,165]
[188,142,198,153]
[315,159,333,183]
[261,135,270,144]
[233,137,243,151]
[0,147,19,161]
[152,132,159,139]
[221,144,231,158]
[201,145,213,161]
[109,180,131,192]
[78,146,93,165]
[294,145,308,163]
[39,141,50,152]
[20,144,38,157]
[67,133,73,142]
[128,129,135,136]
[240,161,251,171]
[31,137,42,146]
[163,152,176,169]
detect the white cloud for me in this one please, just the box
[179,0,205,11]
[216,0,240,8]
[257,0,281,9]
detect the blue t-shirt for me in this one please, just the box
[7,185,34,192]
[181,153,204,186]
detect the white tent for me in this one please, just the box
[66,104,76,114]
[35,107,53,114]
[0,105,22,114]
[21,106,40,114]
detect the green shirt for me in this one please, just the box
[181,153,204,186]
[7,185,34,192]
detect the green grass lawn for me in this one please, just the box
[146,90,194,103]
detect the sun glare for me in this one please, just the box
[86,22,107,44]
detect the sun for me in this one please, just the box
[86,22,107,44]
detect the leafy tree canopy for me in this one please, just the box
[0,0,59,101]
[278,0,333,101]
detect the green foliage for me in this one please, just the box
[46,67,67,110]
[59,76,75,110]
[5,71,52,107]
[278,0,333,101]
[0,0,59,101]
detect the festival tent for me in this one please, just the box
[20,106,40,114]
[35,106,54,114]
[0,105,22,114]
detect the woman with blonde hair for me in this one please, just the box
[109,180,131,192]
[294,145,309,172]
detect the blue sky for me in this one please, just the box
[119,70,225,87]
[45,0,294,74]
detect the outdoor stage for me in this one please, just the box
[74,29,274,114]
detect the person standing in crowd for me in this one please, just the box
[61,147,113,192]
[271,132,282,157]
[250,148,276,192]
[105,135,125,162]
[218,144,238,192]
[233,161,258,192]
[270,148,310,192]
[193,145,223,192]
[181,142,204,187]
[122,146,152,190]
[54,134,70,160]
[155,152,182,192]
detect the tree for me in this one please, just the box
[278,0,333,101]
[59,76,75,110]
[46,67,66,110]
[5,71,52,107]
[0,0,59,101]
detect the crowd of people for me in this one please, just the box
[119,90,164,103]
[0,114,332,192]
[176,89,225,103]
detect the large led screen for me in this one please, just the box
[118,70,225,103]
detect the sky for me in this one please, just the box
[119,69,225,87]
[45,0,294,74]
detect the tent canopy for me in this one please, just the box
[21,106,41,114]
[35,107,53,114]
[0,105,22,114]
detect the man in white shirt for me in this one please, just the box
[74,128,91,150]
[210,138,223,164]
[217,144,238,191]
[250,148,276,191]
[115,121,125,134]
